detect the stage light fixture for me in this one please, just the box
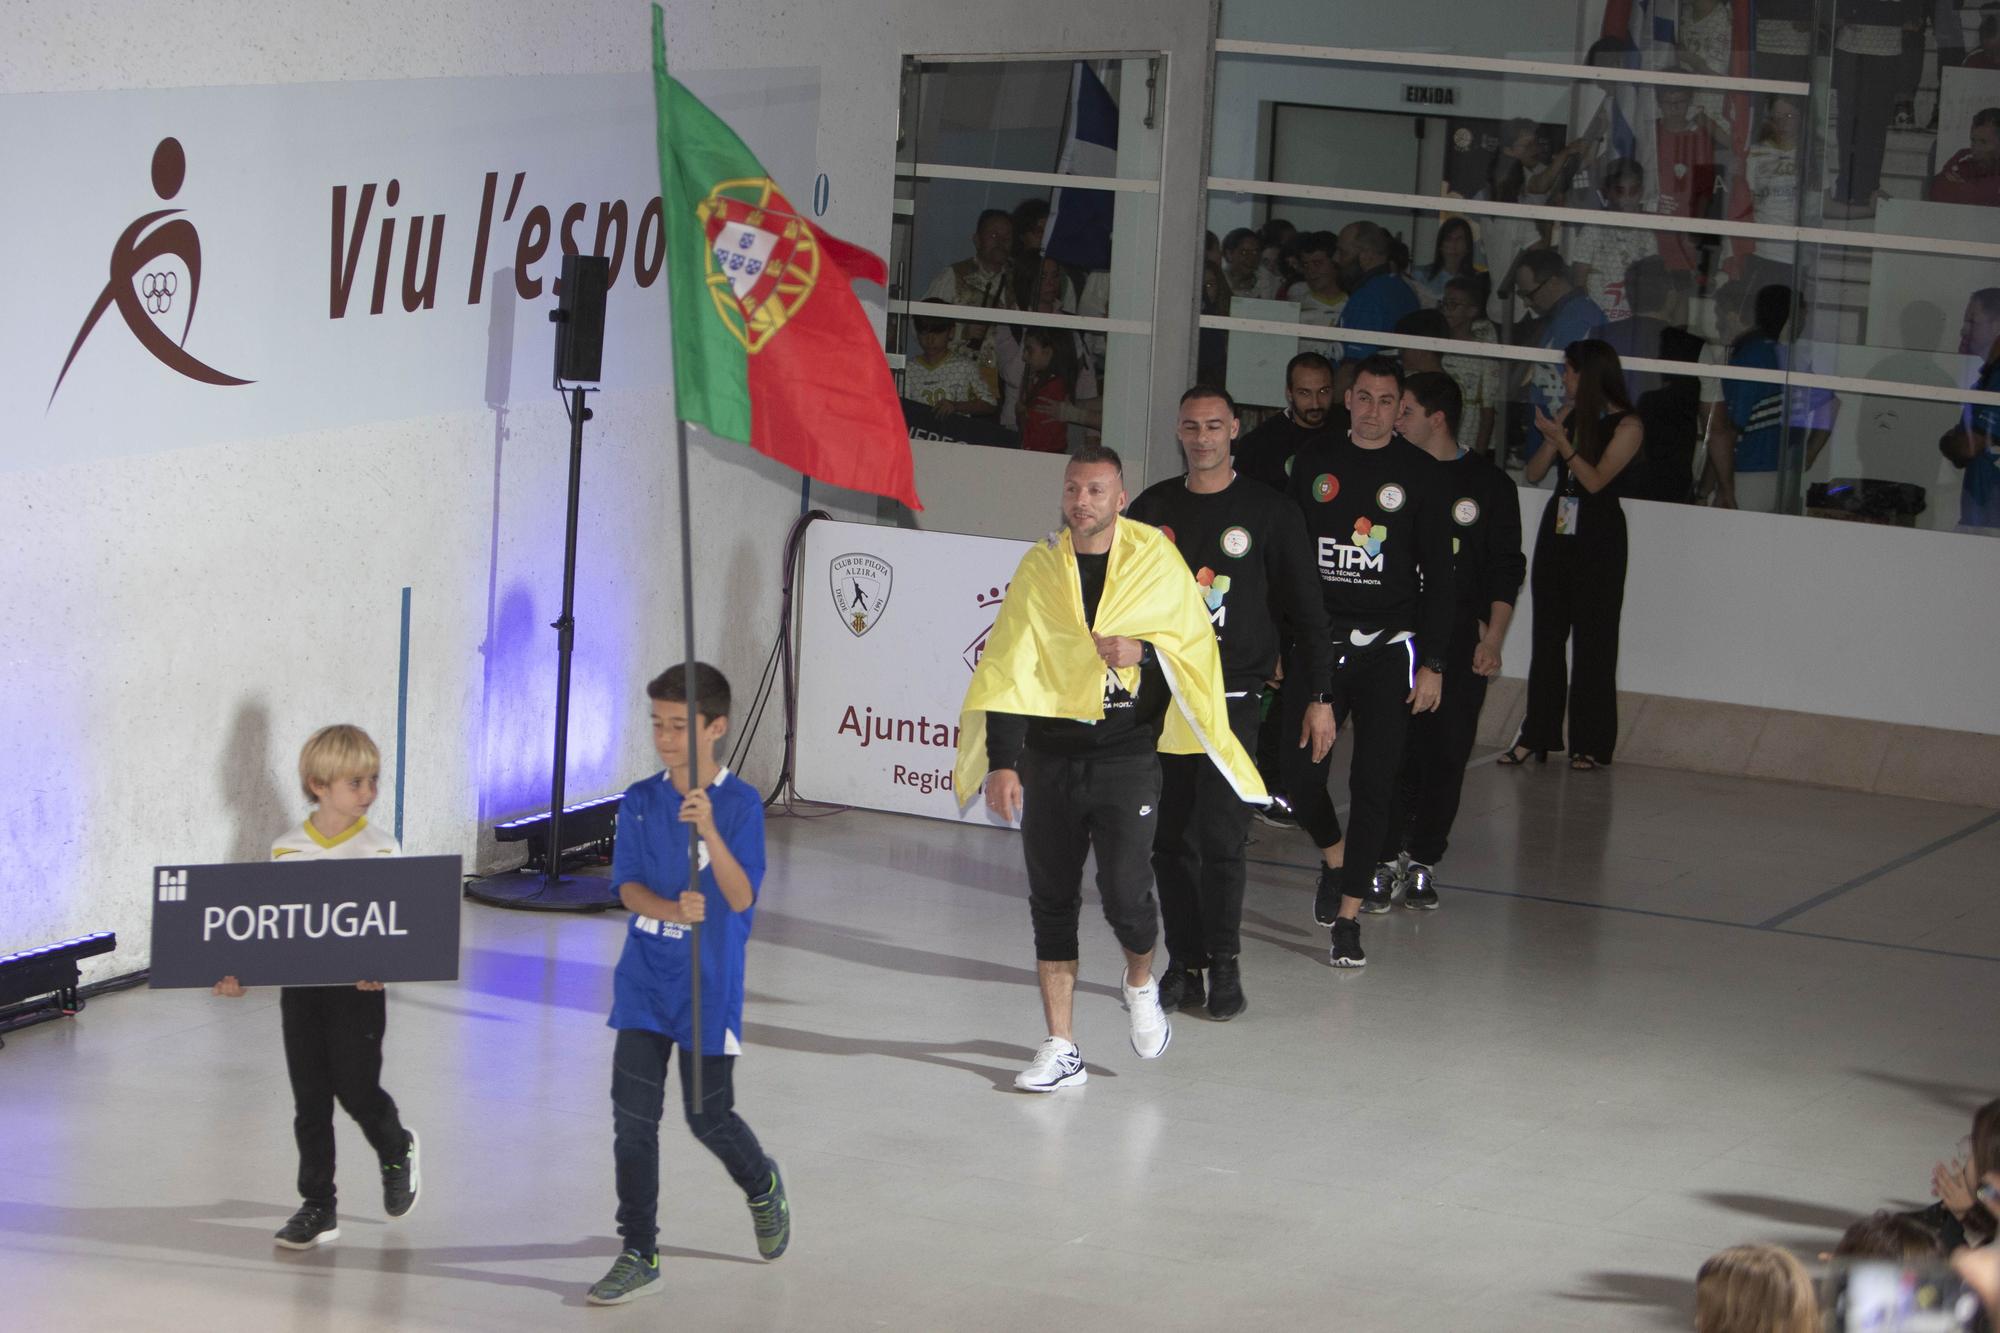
[0,931,118,1047]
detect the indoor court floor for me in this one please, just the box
[5,759,1998,1330]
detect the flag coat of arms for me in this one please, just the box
[651,6,921,508]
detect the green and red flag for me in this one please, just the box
[650,6,921,509]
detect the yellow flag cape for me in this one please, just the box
[953,517,1268,807]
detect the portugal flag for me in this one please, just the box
[650,5,921,509]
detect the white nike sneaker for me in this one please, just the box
[1014,1036,1088,1092]
[1122,976,1173,1059]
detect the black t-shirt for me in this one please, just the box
[1287,432,1456,660]
[985,548,1171,770]
[1232,411,1346,495]
[1126,474,1332,693]
[1436,450,1526,629]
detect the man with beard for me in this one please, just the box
[1127,386,1333,1020]
[1284,356,1454,968]
[1233,352,1342,819]
[953,448,1264,1090]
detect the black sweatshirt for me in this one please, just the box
[985,548,1170,771]
[1232,411,1346,495]
[1437,450,1526,629]
[1287,432,1456,661]
[1126,474,1332,694]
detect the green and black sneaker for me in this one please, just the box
[747,1163,791,1260]
[585,1249,662,1306]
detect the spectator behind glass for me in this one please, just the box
[1477,152,1545,323]
[1018,327,1079,454]
[1515,247,1608,420]
[1440,275,1503,456]
[1549,36,1645,206]
[1509,339,1643,771]
[1285,230,1348,342]
[1827,1,1911,220]
[1742,95,1808,295]
[1569,158,1658,322]
[1418,218,1479,307]
[1205,229,1221,267]
[920,207,1016,357]
[903,303,998,419]
[1971,8,2000,68]
[1694,1245,1819,1333]
[1674,0,1737,131]
[1223,226,1278,300]
[1653,80,1723,280]
[1940,287,2000,531]
[1932,107,2000,207]
[1708,284,1837,512]
[1331,221,1421,370]
[1011,197,1050,261]
[1260,217,1299,287]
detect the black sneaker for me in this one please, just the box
[747,1162,791,1260]
[1157,960,1204,1014]
[1402,862,1439,911]
[382,1128,420,1219]
[1328,918,1366,968]
[1312,864,1343,926]
[1255,794,1299,830]
[274,1204,340,1250]
[1360,863,1397,914]
[1205,956,1246,1021]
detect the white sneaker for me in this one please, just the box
[1014,1036,1087,1092]
[1122,976,1173,1059]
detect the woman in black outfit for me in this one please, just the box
[1504,338,1645,770]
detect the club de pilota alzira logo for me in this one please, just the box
[49,137,254,406]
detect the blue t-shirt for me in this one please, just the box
[1958,359,2000,528]
[1529,289,1608,415]
[1336,270,1420,363]
[1724,335,1786,474]
[608,769,766,1051]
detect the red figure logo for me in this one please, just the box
[49,137,253,405]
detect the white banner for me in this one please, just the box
[2,68,820,472]
[795,518,1035,825]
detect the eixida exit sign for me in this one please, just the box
[1402,85,1457,106]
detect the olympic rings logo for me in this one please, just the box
[141,270,179,314]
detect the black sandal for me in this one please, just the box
[1569,755,1602,771]
[1497,745,1546,766]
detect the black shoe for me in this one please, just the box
[1255,795,1300,830]
[382,1128,420,1219]
[1205,956,1246,1021]
[1312,864,1342,926]
[1402,862,1439,911]
[1360,863,1396,914]
[1157,961,1204,1014]
[1328,918,1366,969]
[275,1204,340,1250]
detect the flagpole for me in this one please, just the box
[675,415,705,1107]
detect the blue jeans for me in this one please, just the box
[611,1027,771,1256]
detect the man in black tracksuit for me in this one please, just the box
[1233,351,1345,822]
[1382,372,1525,910]
[1127,385,1333,1020]
[1284,355,1455,968]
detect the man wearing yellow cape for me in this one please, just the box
[952,446,1265,1092]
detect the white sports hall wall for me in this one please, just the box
[0,0,1220,975]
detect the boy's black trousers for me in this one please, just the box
[280,985,409,1210]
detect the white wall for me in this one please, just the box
[1501,485,2000,737]
[0,0,1219,974]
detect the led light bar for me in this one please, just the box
[0,931,117,1013]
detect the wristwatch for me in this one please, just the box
[1421,657,1448,675]
[1309,692,1334,705]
